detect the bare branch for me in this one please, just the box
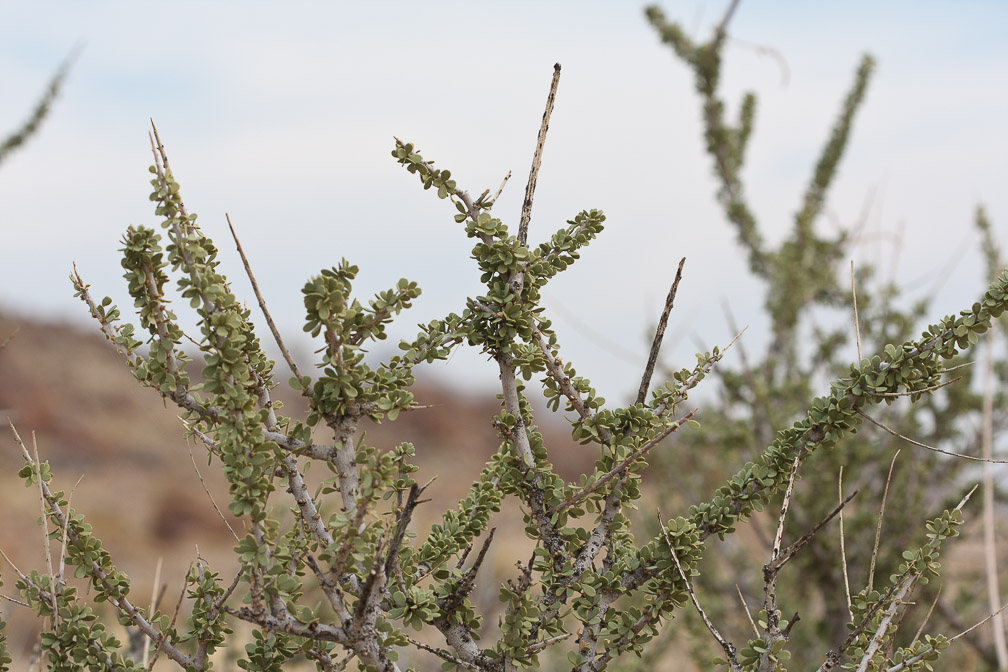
[552,408,697,514]
[868,450,901,594]
[981,322,1008,668]
[839,467,854,622]
[659,513,741,671]
[858,409,1008,463]
[227,213,305,383]
[518,63,561,246]
[771,456,801,564]
[147,565,189,672]
[872,376,961,398]
[404,634,481,672]
[183,427,239,541]
[31,431,58,624]
[715,0,743,36]
[884,600,1008,672]
[636,257,686,405]
[909,585,941,651]
[0,593,28,608]
[528,632,572,655]
[141,556,164,669]
[492,170,512,204]
[852,260,862,362]
[854,574,917,672]
[760,455,801,662]
[737,584,759,636]
[770,487,859,574]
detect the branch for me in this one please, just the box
[533,326,612,445]
[227,213,305,383]
[552,408,697,514]
[839,469,854,622]
[759,455,801,662]
[636,257,686,405]
[868,450,901,595]
[0,49,76,167]
[882,600,1008,672]
[980,320,1008,668]
[770,488,859,574]
[8,423,197,669]
[660,514,741,671]
[854,574,917,672]
[857,409,1008,463]
[715,0,742,37]
[518,63,561,246]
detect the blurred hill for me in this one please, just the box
[0,311,592,664]
[1,312,997,670]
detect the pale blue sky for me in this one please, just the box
[2,2,1006,399]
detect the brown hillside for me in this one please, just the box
[0,311,592,663]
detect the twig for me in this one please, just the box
[0,547,27,584]
[760,455,801,659]
[819,565,920,672]
[492,170,512,204]
[954,603,1008,644]
[852,260,862,362]
[147,565,189,672]
[636,257,686,405]
[0,593,29,607]
[932,594,1000,666]
[855,573,917,672]
[529,633,572,655]
[659,513,740,671]
[404,634,480,672]
[182,427,239,541]
[384,483,428,579]
[858,409,1008,463]
[737,584,759,636]
[770,487,859,574]
[715,0,743,36]
[142,557,164,670]
[723,325,748,353]
[839,467,854,622]
[771,456,801,564]
[551,409,697,513]
[868,450,900,594]
[981,322,1008,669]
[727,36,790,87]
[58,474,83,584]
[942,361,975,373]
[872,376,961,398]
[24,428,58,623]
[541,292,642,364]
[881,600,1008,672]
[909,585,941,651]
[518,63,561,246]
[441,528,496,617]
[227,213,304,383]
[305,646,338,672]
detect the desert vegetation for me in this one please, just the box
[2,4,1007,672]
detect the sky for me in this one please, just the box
[1,1,1006,401]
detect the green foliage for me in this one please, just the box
[0,56,72,169]
[3,35,1004,672]
[641,4,1006,670]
